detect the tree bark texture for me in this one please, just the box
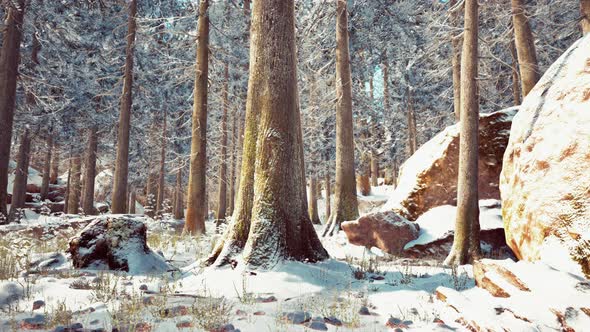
[308,177,321,224]
[67,154,82,214]
[509,36,522,105]
[581,0,590,35]
[216,63,229,220]
[82,127,97,215]
[511,0,540,97]
[156,112,167,215]
[450,0,462,121]
[40,134,53,201]
[8,129,30,223]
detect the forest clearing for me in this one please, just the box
[0,0,589,331]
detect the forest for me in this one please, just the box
[0,0,589,331]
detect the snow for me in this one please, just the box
[404,200,503,249]
[6,160,44,195]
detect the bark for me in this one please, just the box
[40,134,53,201]
[228,106,238,216]
[382,52,389,113]
[406,88,418,156]
[308,177,321,224]
[50,147,59,185]
[145,163,156,217]
[173,168,184,219]
[323,0,359,237]
[67,154,82,215]
[216,63,229,220]
[185,0,210,235]
[370,151,379,187]
[581,0,590,35]
[325,170,331,221]
[64,154,72,214]
[111,0,137,213]
[0,1,26,217]
[8,129,30,223]
[509,37,522,105]
[128,189,136,214]
[156,111,167,215]
[450,0,462,121]
[357,152,371,196]
[445,0,481,266]
[511,0,539,97]
[82,127,97,215]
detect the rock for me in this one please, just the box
[386,317,411,329]
[29,253,66,272]
[307,321,328,331]
[26,183,41,193]
[253,311,265,316]
[68,215,172,274]
[20,314,46,330]
[0,282,23,308]
[176,320,192,328]
[342,211,419,255]
[358,306,371,315]
[32,300,45,310]
[161,305,189,318]
[282,311,312,324]
[255,295,277,303]
[139,284,148,291]
[500,35,590,277]
[381,107,517,221]
[324,316,343,326]
[473,259,530,298]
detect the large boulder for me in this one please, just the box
[381,107,517,221]
[68,215,172,274]
[341,211,419,255]
[500,35,590,277]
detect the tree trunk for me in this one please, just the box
[8,129,30,223]
[370,151,379,187]
[511,0,539,97]
[216,63,229,220]
[325,170,331,221]
[40,134,53,201]
[0,1,26,218]
[156,111,167,215]
[173,168,184,219]
[128,189,136,214]
[67,154,82,215]
[323,0,359,237]
[357,152,371,196]
[145,164,156,217]
[185,0,210,235]
[406,88,418,156]
[581,0,590,35]
[450,0,462,121]
[445,0,481,266]
[82,127,97,215]
[64,153,72,214]
[509,36,522,105]
[392,159,398,188]
[50,147,59,185]
[111,0,137,214]
[382,52,389,113]
[308,177,321,224]
[228,105,238,216]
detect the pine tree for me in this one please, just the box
[82,126,97,215]
[8,128,30,223]
[511,0,540,96]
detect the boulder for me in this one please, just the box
[500,35,590,277]
[473,259,530,298]
[381,107,517,221]
[68,215,172,274]
[26,183,41,194]
[342,211,419,255]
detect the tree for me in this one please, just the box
[40,133,53,201]
[216,63,229,220]
[511,0,540,97]
[82,126,97,215]
[445,0,481,266]
[8,128,30,223]
[0,0,26,218]
[156,111,167,215]
[450,0,462,121]
[323,0,359,237]
[208,0,328,268]
[582,0,590,35]
[185,0,210,235]
[67,153,82,214]
[308,177,321,224]
[111,0,137,213]
[50,148,59,185]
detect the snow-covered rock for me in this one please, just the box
[341,211,419,255]
[382,107,517,221]
[0,282,23,308]
[68,215,173,274]
[500,35,590,278]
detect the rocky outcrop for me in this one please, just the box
[382,107,517,221]
[68,215,172,274]
[500,35,590,277]
[341,211,419,255]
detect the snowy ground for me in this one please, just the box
[0,184,587,331]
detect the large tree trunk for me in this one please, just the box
[357,152,371,196]
[156,112,167,215]
[67,154,82,215]
[511,0,539,97]
[228,106,238,216]
[216,63,229,220]
[0,1,26,218]
[8,129,30,223]
[50,147,59,185]
[370,151,379,187]
[406,88,418,156]
[111,0,137,213]
[173,168,184,219]
[185,0,210,235]
[509,36,522,105]
[82,127,97,215]
[325,169,331,221]
[308,177,321,224]
[323,0,359,237]
[128,189,136,214]
[450,0,462,121]
[445,0,481,266]
[40,134,53,201]
[581,0,590,35]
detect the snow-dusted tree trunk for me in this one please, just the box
[581,0,590,35]
[8,129,30,223]
[82,127,97,215]
[64,153,71,214]
[111,0,137,214]
[128,189,136,214]
[323,0,359,237]
[185,0,210,235]
[370,152,379,187]
[382,52,389,114]
[308,177,321,224]
[325,169,331,220]
[511,0,539,97]
[50,148,59,185]
[445,0,481,266]
[228,108,238,216]
[67,154,82,215]
[0,1,26,218]
[173,168,184,219]
[40,134,53,201]
[156,112,167,215]
[216,63,229,220]
[450,0,462,121]
[509,37,522,105]
[406,90,418,156]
